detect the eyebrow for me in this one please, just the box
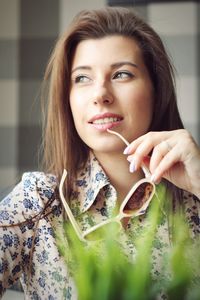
[111,61,138,69]
[71,61,138,74]
[71,66,91,74]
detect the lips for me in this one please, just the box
[88,113,123,131]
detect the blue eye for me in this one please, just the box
[74,75,91,83]
[113,71,133,80]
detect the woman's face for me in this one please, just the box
[69,35,154,155]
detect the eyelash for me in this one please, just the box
[73,71,134,84]
[74,75,90,83]
[112,71,134,80]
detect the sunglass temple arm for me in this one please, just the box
[59,169,85,242]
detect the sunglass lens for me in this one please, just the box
[123,182,154,214]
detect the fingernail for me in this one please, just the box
[127,156,132,162]
[123,146,130,155]
[151,174,155,183]
[151,174,160,184]
[129,160,135,173]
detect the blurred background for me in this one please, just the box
[0,0,199,298]
[0,0,199,197]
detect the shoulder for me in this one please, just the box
[0,172,60,225]
[21,171,58,198]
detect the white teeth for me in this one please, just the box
[93,117,120,124]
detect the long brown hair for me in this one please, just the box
[42,7,184,198]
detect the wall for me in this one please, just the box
[0,0,59,198]
[148,1,200,142]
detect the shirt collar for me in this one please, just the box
[70,152,111,215]
[69,152,166,218]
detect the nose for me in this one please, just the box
[92,82,114,105]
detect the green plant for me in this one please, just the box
[57,185,200,300]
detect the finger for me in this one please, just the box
[127,135,172,172]
[151,146,180,183]
[143,156,151,168]
[134,140,153,171]
[127,154,150,173]
[126,135,159,169]
[124,131,171,156]
[123,133,149,154]
[150,140,173,172]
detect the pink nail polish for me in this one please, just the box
[123,146,130,155]
[127,156,132,162]
[129,160,135,173]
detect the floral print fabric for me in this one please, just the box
[0,152,200,299]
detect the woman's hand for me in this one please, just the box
[124,129,200,198]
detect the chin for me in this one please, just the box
[91,143,124,155]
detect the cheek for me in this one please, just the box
[128,86,153,108]
[139,93,153,113]
[127,87,154,124]
[137,82,154,110]
[69,91,88,137]
[139,96,154,123]
[70,88,89,110]
[69,91,82,120]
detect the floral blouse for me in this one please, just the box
[0,152,200,299]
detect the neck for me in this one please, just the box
[93,150,143,202]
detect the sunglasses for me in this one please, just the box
[59,130,155,242]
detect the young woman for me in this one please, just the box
[0,7,200,299]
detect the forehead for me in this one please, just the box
[71,35,143,68]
